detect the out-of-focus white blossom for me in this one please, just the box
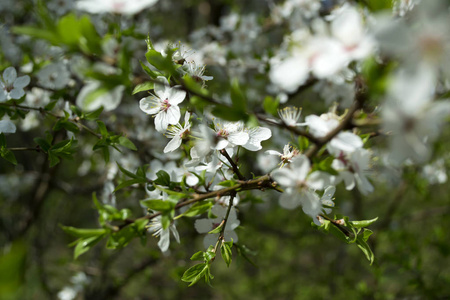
[76,0,159,15]
[76,81,124,111]
[0,67,30,102]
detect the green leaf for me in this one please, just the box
[139,61,160,79]
[53,119,80,133]
[34,137,51,152]
[208,223,223,234]
[118,136,137,151]
[0,133,5,147]
[235,244,257,267]
[97,121,109,137]
[176,201,213,218]
[350,217,378,229]
[132,82,154,95]
[61,226,106,238]
[190,251,204,261]
[44,100,58,111]
[145,49,176,75]
[74,235,104,259]
[263,96,279,117]
[140,199,175,211]
[0,240,27,298]
[181,263,208,286]
[221,241,233,267]
[217,180,236,187]
[356,236,375,265]
[83,106,103,120]
[114,178,146,192]
[106,226,135,249]
[154,170,171,186]
[48,151,60,167]
[230,78,247,112]
[12,26,59,45]
[1,149,17,165]
[116,163,139,179]
[364,0,392,12]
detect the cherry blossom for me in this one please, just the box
[139,76,186,133]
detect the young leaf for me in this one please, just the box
[350,217,378,229]
[118,136,137,151]
[132,82,154,95]
[181,263,208,286]
[221,241,233,267]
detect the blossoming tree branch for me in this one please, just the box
[1,0,449,289]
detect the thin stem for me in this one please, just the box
[0,102,102,139]
[8,147,42,152]
[213,193,235,254]
[256,113,320,144]
[220,149,245,180]
[117,174,278,231]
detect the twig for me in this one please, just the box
[220,149,245,180]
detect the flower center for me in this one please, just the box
[161,99,171,112]
[217,129,229,137]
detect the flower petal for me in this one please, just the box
[168,87,186,105]
[164,135,182,153]
[166,106,181,125]
[3,67,17,85]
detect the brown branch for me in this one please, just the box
[256,113,321,144]
[117,174,277,231]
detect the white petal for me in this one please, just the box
[329,132,363,154]
[271,168,295,187]
[300,191,321,219]
[139,97,160,115]
[154,76,170,99]
[203,234,218,248]
[227,131,249,146]
[270,56,309,93]
[0,120,16,133]
[185,174,199,186]
[279,190,300,209]
[170,224,180,243]
[290,155,310,181]
[3,67,17,85]
[155,112,168,133]
[165,106,180,125]
[164,136,182,153]
[168,87,186,105]
[9,88,25,99]
[194,219,213,233]
[265,150,282,156]
[13,75,30,89]
[214,138,229,150]
[307,171,330,190]
[157,229,170,252]
[224,230,239,243]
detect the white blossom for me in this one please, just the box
[76,0,158,15]
[148,215,180,252]
[0,66,30,102]
[139,76,186,133]
[164,112,191,153]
